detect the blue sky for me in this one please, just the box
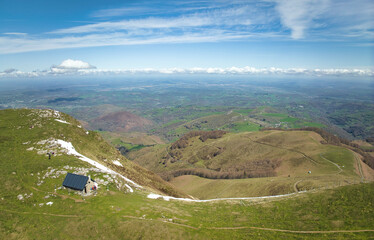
[0,0,373,77]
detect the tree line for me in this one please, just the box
[170,130,227,150]
[160,159,280,181]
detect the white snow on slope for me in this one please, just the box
[56,139,141,188]
[147,191,304,202]
[53,110,61,118]
[113,160,123,167]
[55,119,70,124]
[125,184,134,192]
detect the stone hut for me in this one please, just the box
[62,173,97,194]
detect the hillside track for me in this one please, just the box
[122,215,199,229]
[1,209,83,218]
[207,226,374,234]
[351,152,365,182]
[293,180,303,192]
[122,215,374,234]
[248,138,318,165]
[319,154,343,174]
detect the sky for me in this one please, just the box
[0,0,373,78]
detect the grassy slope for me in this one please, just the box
[132,130,364,199]
[1,180,373,239]
[100,131,165,146]
[0,109,373,239]
[0,109,186,198]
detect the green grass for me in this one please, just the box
[1,178,373,239]
[320,147,357,177]
[258,111,326,129]
[0,109,373,239]
[280,116,299,123]
[224,121,261,132]
[0,109,186,199]
[170,175,297,198]
[133,130,362,199]
[234,109,254,115]
[122,142,147,151]
[110,138,145,151]
[262,113,289,118]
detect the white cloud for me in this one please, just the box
[91,7,155,18]
[55,59,96,69]
[50,59,96,74]
[274,0,329,39]
[1,65,372,78]
[0,1,372,54]
[0,29,259,54]
[3,32,28,36]
[273,0,374,40]
[51,6,253,34]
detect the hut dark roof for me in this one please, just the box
[62,173,89,191]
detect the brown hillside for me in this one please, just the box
[91,111,153,132]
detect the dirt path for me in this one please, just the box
[249,138,318,164]
[293,180,302,192]
[207,226,374,234]
[2,209,81,218]
[353,152,365,182]
[319,154,343,174]
[122,215,373,234]
[122,215,199,229]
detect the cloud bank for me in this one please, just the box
[1,59,372,78]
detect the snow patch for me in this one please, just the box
[55,119,70,124]
[113,160,123,167]
[125,184,133,192]
[147,191,303,203]
[53,110,61,118]
[56,139,142,188]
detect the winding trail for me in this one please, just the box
[121,215,374,234]
[2,209,82,218]
[293,180,303,192]
[319,154,343,174]
[353,152,365,182]
[249,138,318,165]
[122,216,199,229]
[147,191,305,202]
[206,226,374,234]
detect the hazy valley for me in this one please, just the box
[0,77,374,239]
